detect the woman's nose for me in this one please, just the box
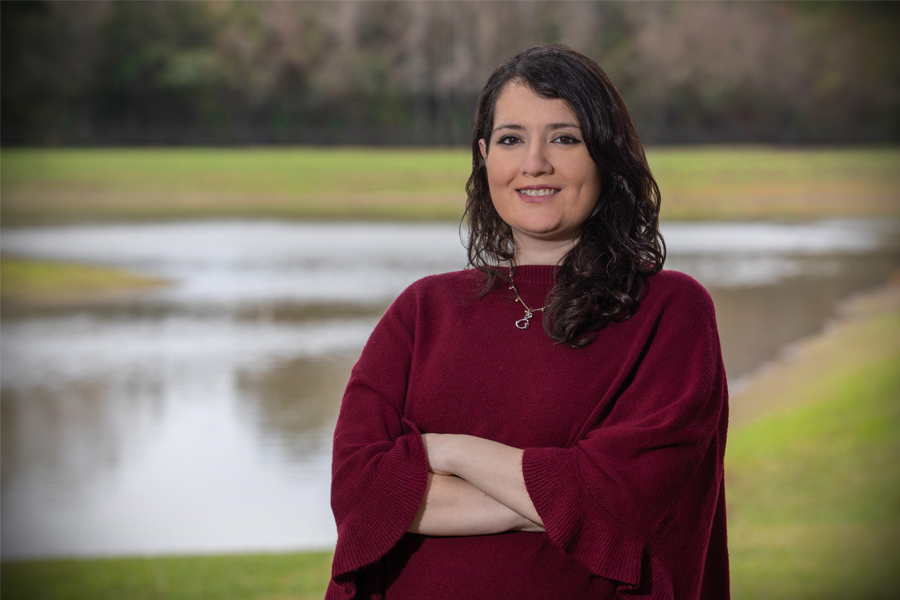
[520,143,552,176]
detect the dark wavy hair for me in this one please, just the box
[464,44,665,348]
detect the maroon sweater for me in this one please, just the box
[328,266,729,599]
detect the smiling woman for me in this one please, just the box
[328,45,729,600]
[478,82,603,264]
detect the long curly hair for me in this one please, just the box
[464,44,665,348]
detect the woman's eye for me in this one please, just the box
[497,135,521,146]
[553,135,581,145]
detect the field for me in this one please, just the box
[2,146,898,224]
[3,282,898,599]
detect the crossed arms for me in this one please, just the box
[409,433,545,536]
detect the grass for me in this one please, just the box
[2,146,898,224]
[1,256,168,305]
[726,285,900,599]
[647,146,900,220]
[2,284,898,598]
[0,550,334,600]
[0,147,470,224]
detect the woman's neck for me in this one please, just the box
[512,236,575,266]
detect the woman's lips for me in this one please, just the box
[516,186,561,202]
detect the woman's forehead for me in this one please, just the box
[492,83,581,130]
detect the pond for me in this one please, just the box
[1,219,898,560]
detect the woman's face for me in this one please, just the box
[479,82,602,261]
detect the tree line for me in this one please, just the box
[2,0,898,146]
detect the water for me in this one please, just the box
[2,219,898,560]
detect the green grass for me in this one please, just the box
[0,551,334,600]
[1,148,470,196]
[726,291,900,599]
[646,146,900,219]
[1,256,167,303]
[2,146,897,223]
[0,147,471,223]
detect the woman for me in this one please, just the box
[328,45,729,599]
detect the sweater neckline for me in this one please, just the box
[504,264,558,285]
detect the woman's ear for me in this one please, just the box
[478,139,487,159]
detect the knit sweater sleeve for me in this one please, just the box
[327,287,429,598]
[522,274,728,592]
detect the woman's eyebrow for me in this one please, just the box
[492,122,582,134]
[547,122,581,130]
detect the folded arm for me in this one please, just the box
[409,472,543,535]
[417,432,544,529]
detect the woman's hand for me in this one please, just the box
[421,432,456,476]
[409,472,544,536]
[416,433,545,535]
[420,432,543,527]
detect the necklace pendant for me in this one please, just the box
[509,279,547,331]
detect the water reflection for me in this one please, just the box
[710,253,898,383]
[1,311,374,558]
[1,375,161,493]
[235,356,355,461]
[1,219,897,559]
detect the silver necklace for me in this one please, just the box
[508,280,549,330]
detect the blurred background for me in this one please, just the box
[2,0,899,145]
[1,2,899,599]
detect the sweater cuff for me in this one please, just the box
[331,418,429,577]
[523,446,645,587]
